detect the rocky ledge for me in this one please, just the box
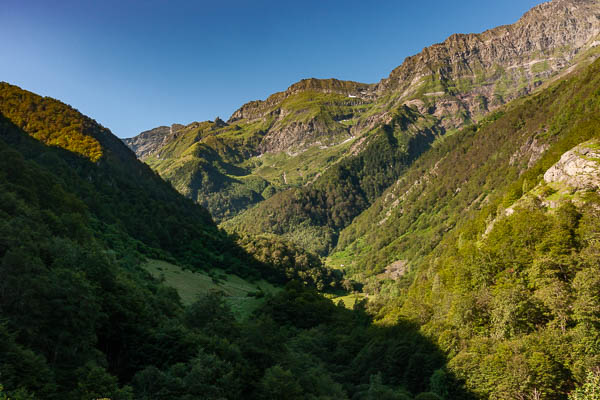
[544,141,600,190]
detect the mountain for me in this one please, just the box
[124,0,600,256]
[123,78,377,222]
[4,57,600,398]
[332,43,600,278]
[0,82,474,400]
[373,0,600,130]
[121,2,600,396]
[4,0,600,398]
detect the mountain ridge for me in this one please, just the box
[123,0,600,247]
[126,0,600,161]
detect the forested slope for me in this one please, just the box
[359,54,600,399]
[332,48,600,279]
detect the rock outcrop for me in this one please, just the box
[124,125,174,159]
[544,142,600,190]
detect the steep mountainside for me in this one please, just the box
[4,57,600,400]
[223,106,443,254]
[373,0,600,129]
[4,2,600,399]
[363,56,600,399]
[0,82,333,284]
[124,124,180,159]
[124,79,376,221]
[0,83,225,268]
[125,0,600,252]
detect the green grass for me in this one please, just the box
[324,293,366,309]
[144,259,280,319]
[583,140,600,150]
[244,137,357,187]
[325,247,356,271]
[531,60,550,74]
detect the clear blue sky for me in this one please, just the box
[1,0,545,138]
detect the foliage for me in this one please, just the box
[570,370,600,400]
[0,87,264,279]
[0,82,473,399]
[4,31,600,400]
[143,259,279,318]
[0,82,103,161]
[236,233,343,291]
[334,54,600,278]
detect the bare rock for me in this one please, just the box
[544,142,600,190]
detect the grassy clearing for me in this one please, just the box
[325,247,355,270]
[143,259,280,319]
[324,293,366,309]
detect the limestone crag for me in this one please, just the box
[123,124,185,159]
[370,0,600,129]
[544,141,600,190]
[257,116,352,155]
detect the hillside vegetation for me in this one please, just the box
[223,106,442,254]
[333,49,600,279]
[356,55,600,399]
[3,1,600,398]
[0,83,473,400]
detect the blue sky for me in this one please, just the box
[1,0,544,138]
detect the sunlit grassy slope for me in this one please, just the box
[143,259,280,319]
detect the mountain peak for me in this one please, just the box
[228,78,371,123]
[286,78,371,95]
[370,0,600,130]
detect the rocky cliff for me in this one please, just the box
[127,0,600,159]
[544,141,600,190]
[123,124,184,159]
[370,0,600,130]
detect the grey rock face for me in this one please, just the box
[372,0,600,129]
[544,142,600,190]
[381,0,600,91]
[123,124,186,159]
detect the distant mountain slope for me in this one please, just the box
[124,79,375,221]
[125,0,600,245]
[223,105,443,254]
[374,0,600,128]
